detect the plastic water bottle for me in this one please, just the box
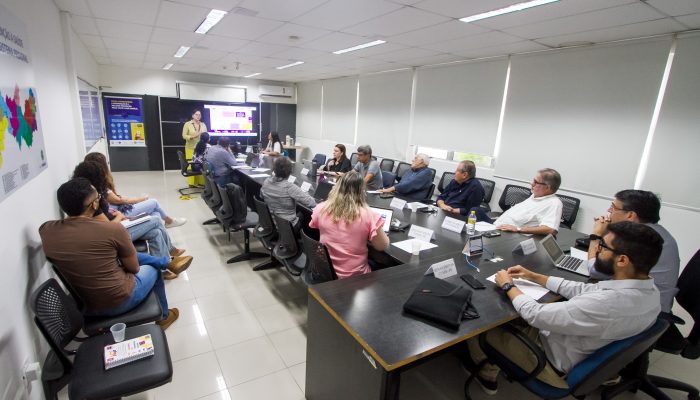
[467,210,476,235]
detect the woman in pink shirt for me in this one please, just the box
[310,171,390,279]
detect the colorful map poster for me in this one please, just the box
[104,96,146,147]
[0,4,48,204]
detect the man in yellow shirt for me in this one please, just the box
[182,109,207,186]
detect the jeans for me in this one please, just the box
[127,216,172,258]
[137,252,169,270]
[87,264,169,320]
[470,206,495,223]
[123,198,168,220]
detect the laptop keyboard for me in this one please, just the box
[559,256,583,271]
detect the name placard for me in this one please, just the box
[300,168,309,175]
[429,259,458,280]
[441,216,465,233]
[287,176,297,183]
[408,225,434,243]
[520,238,538,255]
[300,181,312,192]
[389,197,407,210]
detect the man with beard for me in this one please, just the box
[463,221,662,394]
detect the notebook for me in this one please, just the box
[540,234,590,277]
[369,206,393,233]
[120,215,151,229]
[104,334,154,370]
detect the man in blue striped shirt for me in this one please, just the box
[379,153,433,201]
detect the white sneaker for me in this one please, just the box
[166,217,187,228]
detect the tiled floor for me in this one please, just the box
[60,171,697,400]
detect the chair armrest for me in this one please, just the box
[480,323,548,381]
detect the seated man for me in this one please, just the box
[466,221,662,394]
[378,153,433,201]
[437,160,484,215]
[587,190,680,315]
[352,144,383,191]
[207,137,239,187]
[39,178,179,330]
[488,168,563,235]
[261,156,316,229]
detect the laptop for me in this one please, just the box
[313,181,334,202]
[245,152,255,166]
[369,206,393,233]
[540,234,590,277]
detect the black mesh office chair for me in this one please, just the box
[204,172,223,216]
[51,265,162,336]
[380,158,395,173]
[301,228,336,285]
[395,162,411,182]
[177,150,203,195]
[438,172,455,193]
[382,171,396,188]
[217,184,268,264]
[272,214,305,277]
[201,162,220,225]
[252,197,281,271]
[421,184,436,203]
[489,184,532,219]
[556,193,581,229]
[31,279,172,400]
[477,178,496,211]
[312,153,327,165]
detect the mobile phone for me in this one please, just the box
[461,274,486,290]
[483,231,501,238]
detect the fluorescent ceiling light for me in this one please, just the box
[333,40,386,55]
[162,63,173,70]
[244,72,261,78]
[195,9,227,34]
[276,61,304,70]
[460,0,559,23]
[174,46,190,58]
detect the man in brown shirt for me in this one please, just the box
[39,178,178,329]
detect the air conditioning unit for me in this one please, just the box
[259,85,295,98]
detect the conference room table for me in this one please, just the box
[231,157,589,400]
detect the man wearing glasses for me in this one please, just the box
[492,168,564,235]
[464,221,662,394]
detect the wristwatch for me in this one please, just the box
[501,282,516,293]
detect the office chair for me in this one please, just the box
[350,152,359,166]
[312,153,327,165]
[420,184,436,204]
[464,318,670,400]
[301,227,337,285]
[382,171,396,188]
[251,197,281,271]
[176,150,203,195]
[438,172,455,193]
[217,184,268,264]
[201,162,220,225]
[476,178,496,212]
[51,264,162,336]
[556,193,581,229]
[488,184,531,219]
[272,214,306,277]
[395,162,412,182]
[379,158,395,172]
[31,279,172,400]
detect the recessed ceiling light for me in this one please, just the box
[195,9,227,34]
[174,46,190,58]
[162,63,173,70]
[244,72,261,78]
[333,40,386,55]
[460,0,560,23]
[276,61,304,70]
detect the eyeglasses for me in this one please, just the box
[608,202,629,212]
[84,193,101,208]
[596,237,620,254]
[532,179,547,186]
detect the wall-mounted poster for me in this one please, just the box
[0,4,49,204]
[104,96,146,147]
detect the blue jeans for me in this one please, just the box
[123,198,168,220]
[127,216,172,258]
[87,264,169,320]
[137,252,169,270]
[470,207,495,223]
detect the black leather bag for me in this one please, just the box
[403,276,479,330]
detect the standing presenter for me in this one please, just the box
[182,109,207,187]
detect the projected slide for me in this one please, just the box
[204,104,257,136]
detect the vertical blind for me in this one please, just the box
[296,81,322,139]
[321,77,357,144]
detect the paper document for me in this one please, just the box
[392,239,438,253]
[366,190,381,194]
[407,202,429,209]
[475,221,497,232]
[486,275,549,300]
[570,247,588,261]
[232,165,252,170]
[252,168,270,172]
[247,174,270,178]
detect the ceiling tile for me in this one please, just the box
[236,0,328,21]
[146,42,179,55]
[150,27,203,46]
[271,47,328,61]
[96,19,153,42]
[168,0,242,12]
[292,0,402,31]
[337,41,407,57]
[55,0,91,16]
[110,59,145,68]
[411,0,519,19]
[421,31,523,53]
[144,52,176,63]
[88,0,160,25]
[400,53,465,67]
[326,56,391,68]
[70,15,99,35]
[676,13,700,28]
[196,35,249,52]
[93,56,112,64]
[102,37,149,52]
[646,0,700,17]
[107,49,145,61]
[184,48,228,61]
[302,32,370,51]
[388,20,488,47]
[178,57,214,67]
[451,40,549,59]
[535,18,686,47]
[79,34,105,48]
[365,47,443,62]
[86,46,108,57]
[143,61,169,70]
[249,56,294,67]
[256,23,332,46]
[208,13,284,40]
[502,3,666,39]
[386,0,421,4]
[155,1,210,31]
[236,41,289,57]
[218,52,262,63]
[343,7,451,37]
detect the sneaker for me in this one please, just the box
[156,308,179,330]
[167,256,193,275]
[170,247,186,257]
[166,217,187,228]
[475,375,498,395]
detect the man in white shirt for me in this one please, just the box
[465,221,662,394]
[495,168,563,235]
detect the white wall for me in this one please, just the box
[0,0,92,399]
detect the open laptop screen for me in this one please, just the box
[369,207,393,233]
[540,234,564,263]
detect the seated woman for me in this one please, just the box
[320,143,352,175]
[190,132,210,172]
[84,152,186,228]
[262,131,282,156]
[261,156,316,230]
[309,170,390,279]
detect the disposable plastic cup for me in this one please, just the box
[110,323,126,342]
[411,240,421,256]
